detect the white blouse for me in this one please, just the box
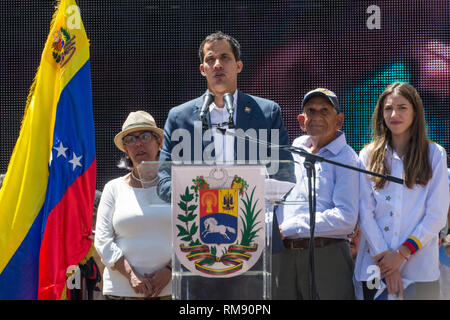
[354,142,449,282]
[94,176,172,297]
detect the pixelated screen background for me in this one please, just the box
[0,0,449,190]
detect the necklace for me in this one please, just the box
[131,170,158,185]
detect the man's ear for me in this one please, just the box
[297,114,307,132]
[236,60,243,74]
[336,113,344,130]
[200,64,206,77]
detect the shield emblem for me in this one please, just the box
[200,189,238,244]
[172,166,265,278]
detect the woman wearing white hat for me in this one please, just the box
[94,111,172,300]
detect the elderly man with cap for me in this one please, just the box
[158,31,295,203]
[94,111,172,300]
[272,88,359,300]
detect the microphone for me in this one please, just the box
[223,93,235,128]
[199,92,214,122]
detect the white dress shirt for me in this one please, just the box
[209,90,238,163]
[276,131,359,239]
[94,176,172,297]
[354,142,449,282]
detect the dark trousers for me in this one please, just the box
[272,240,355,300]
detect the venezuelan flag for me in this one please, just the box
[0,0,95,300]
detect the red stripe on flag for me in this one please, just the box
[38,159,96,300]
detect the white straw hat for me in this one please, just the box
[114,111,163,152]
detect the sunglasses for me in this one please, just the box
[123,131,159,146]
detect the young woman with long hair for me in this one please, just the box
[354,82,449,299]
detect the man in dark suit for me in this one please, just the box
[157,32,295,299]
[158,31,295,202]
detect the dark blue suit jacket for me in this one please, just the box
[157,91,295,254]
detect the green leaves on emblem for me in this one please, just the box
[180,186,194,202]
[61,27,71,41]
[177,186,198,246]
[239,186,261,246]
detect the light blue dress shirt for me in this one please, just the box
[276,131,359,239]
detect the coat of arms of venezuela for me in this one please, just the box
[172,166,266,278]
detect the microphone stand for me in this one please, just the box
[285,145,404,184]
[303,152,319,300]
[227,114,235,129]
[202,116,209,131]
[222,130,404,300]
[202,110,235,131]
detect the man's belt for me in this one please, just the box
[283,237,345,250]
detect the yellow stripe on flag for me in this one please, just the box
[0,0,90,274]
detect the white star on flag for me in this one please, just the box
[53,141,68,158]
[68,152,83,171]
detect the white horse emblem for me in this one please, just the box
[202,217,236,240]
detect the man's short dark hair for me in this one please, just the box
[199,31,241,63]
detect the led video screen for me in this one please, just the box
[1,0,448,189]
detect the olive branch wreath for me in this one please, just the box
[52,27,71,62]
